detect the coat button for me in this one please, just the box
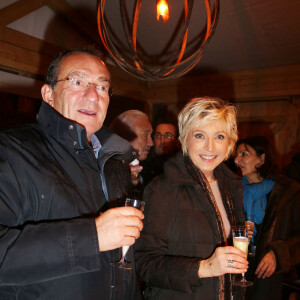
[69,125,74,130]
[132,151,137,155]
[73,141,77,146]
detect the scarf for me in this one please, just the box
[242,177,275,240]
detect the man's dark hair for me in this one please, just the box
[152,111,179,137]
[236,136,278,179]
[45,47,104,89]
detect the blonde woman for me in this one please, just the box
[135,97,248,300]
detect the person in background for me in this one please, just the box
[110,109,153,299]
[110,110,153,187]
[110,110,153,162]
[135,97,248,300]
[0,48,144,300]
[141,118,180,185]
[234,136,300,300]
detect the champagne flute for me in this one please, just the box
[116,198,145,269]
[232,225,253,287]
[245,215,255,255]
[245,215,254,232]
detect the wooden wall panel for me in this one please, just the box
[235,98,300,169]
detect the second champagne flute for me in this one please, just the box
[245,215,254,232]
[245,215,255,256]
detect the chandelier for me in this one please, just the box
[97,0,219,81]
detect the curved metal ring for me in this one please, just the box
[227,260,234,268]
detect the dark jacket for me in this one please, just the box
[246,174,300,300]
[135,152,244,300]
[282,153,300,183]
[141,147,179,187]
[140,147,165,186]
[0,102,138,300]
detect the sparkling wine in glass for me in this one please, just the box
[116,198,145,269]
[232,225,253,287]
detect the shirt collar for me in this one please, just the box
[90,134,102,158]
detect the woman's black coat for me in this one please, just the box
[135,152,244,300]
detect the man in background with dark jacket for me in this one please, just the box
[110,110,153,194]
[141,118,180,185]
[0,48,144,299]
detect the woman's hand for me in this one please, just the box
[255,250,276,278]
[198,246,248,278]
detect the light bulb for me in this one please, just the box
[157,0,169,22]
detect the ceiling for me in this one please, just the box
[0,0,300,98]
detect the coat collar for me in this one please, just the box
[164,152,241,188]
[37,101,90,150]
[37,101,138,162]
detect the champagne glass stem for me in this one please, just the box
[115,198,145,269]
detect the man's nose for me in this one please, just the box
[84,84,99,102]
[160,135,166,143]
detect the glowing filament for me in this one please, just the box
[157,0,169,22]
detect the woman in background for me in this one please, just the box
[235,136,300,300]
[135,97,248,300]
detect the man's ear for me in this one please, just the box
[41,84,54,107]
[260,153,265,165]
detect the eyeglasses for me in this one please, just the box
[153,132,175,140]
[55,77,113,96]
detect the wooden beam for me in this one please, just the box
[0,25,64,58]
[0,0,47,26]
[0,0,99,48]
[0,41,51,78]
[223,65,300,100]
[0,72,43,99]
[237,116,285,123]
[0,25,65,79]
[131,64,300,104]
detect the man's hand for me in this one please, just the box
[95,207,144,252]
[255,250,276,278]
[129,164,143,185]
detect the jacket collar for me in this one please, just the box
[165,152,241,188]
[96,126,138,162]
[37,101,90,150]
[37,101,138,161]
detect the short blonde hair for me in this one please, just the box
[178,97,238,159]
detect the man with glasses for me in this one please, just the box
[141,119,180,185]
[0,48,144,299]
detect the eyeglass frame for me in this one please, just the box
[153,132,175,140]
[54,77,113,96]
